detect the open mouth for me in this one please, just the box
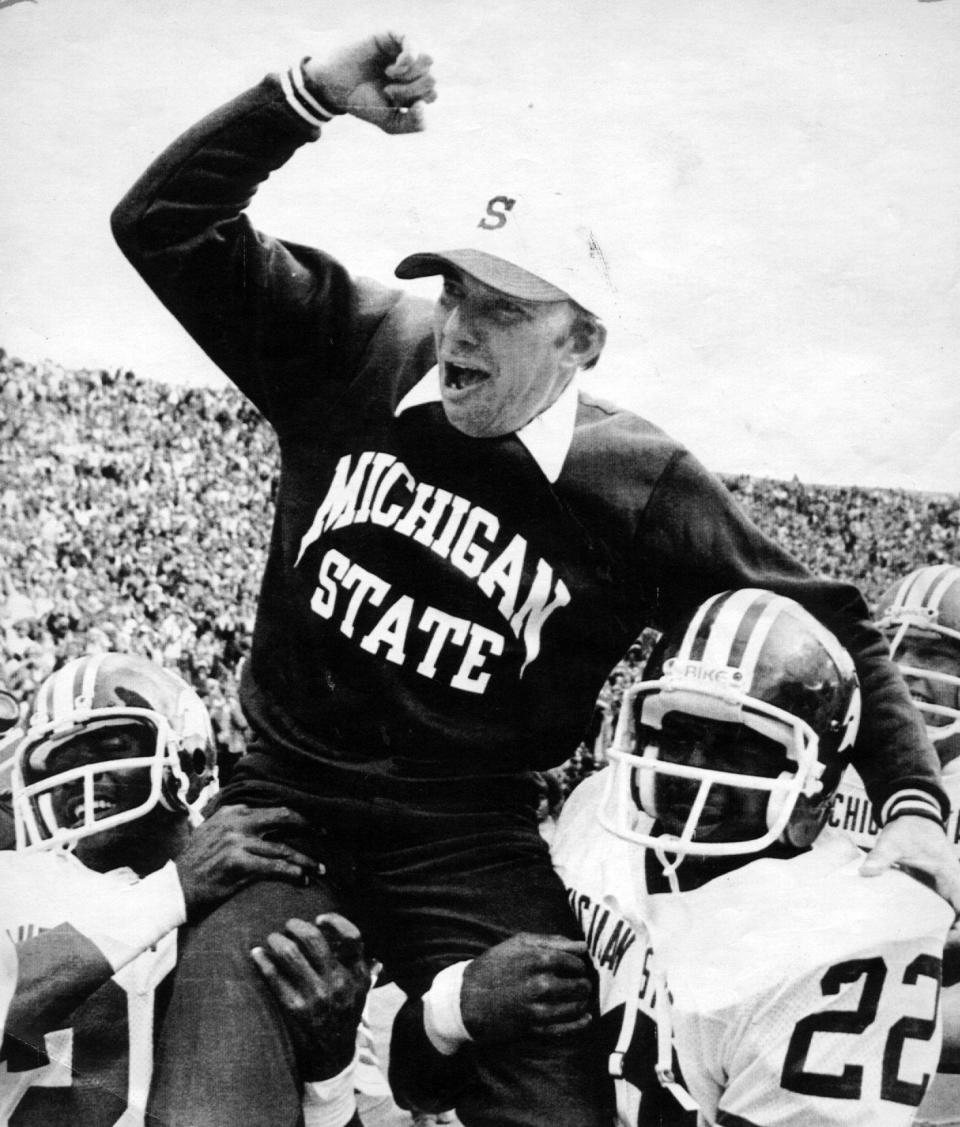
[65,794,119,829]
[443,362,489,391]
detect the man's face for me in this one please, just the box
[33,723,165,870]
[895,632,960,767]
[432,270,582,438]
[647,713,788,845]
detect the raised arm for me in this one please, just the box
[111,34,436,420]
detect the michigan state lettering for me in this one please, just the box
[310,548,504,694]
[567,889,637,975]
[297,452,571,689]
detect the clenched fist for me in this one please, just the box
[302,32,437,134]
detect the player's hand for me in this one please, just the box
[174,805,322,918]
[303,32,437,134]
[861,814,960,912]
[460,933,594,1043]
[251,912,373,1080]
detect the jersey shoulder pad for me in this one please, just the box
[648,836,952,1015]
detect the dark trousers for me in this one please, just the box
[147,760,610,1127]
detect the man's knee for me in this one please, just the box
[181,879,342,962]
[162,879,345,1037]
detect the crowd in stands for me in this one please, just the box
[2,348,958,788]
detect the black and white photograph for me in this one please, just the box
[1,2,960,1126]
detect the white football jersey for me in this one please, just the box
[552,772,953,1127]
[0,850,176,1127]
[833,762,960,1127]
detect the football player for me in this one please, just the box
[0,653,369,1127]
[831,563,960,1127]
[832,564,960,847]
[390,589,952,1126]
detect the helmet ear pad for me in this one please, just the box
[769,749,845,850]
[159,745,210,811]
[780,791,832,850]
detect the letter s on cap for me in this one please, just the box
[477,196,516,231]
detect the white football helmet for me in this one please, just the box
[876,564,960,765]
[599,589,860,862]
[12,652,217,851]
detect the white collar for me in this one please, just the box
[394,366,579,484]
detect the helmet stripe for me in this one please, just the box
[685,590,737,662]
[50,658,84,721]
[725,590,776,669]
[898,564,950,612]
[921,565,957,611]
[697,588,769,669]
[893,570,921,612]
[733,593,786,683]
[32,664,57,727]
[78,652,109,708]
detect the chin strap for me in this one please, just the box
[652,963,700,1114]
[653,837,684,894]
[607,977,640,1081]
[607,925,701,1116]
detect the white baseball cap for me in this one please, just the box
[395,189,616,322]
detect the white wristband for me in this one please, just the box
[302,1059,357,1127]
[280,63,334,128]
[880,788,945,826]
[422,960,473,1056]
[69,860,187,973]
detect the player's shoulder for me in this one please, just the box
[553,770,617,849]
[650,834,952,1012]
[551,770,652,897]
[552,772,618,868]
[0,847,70,880]
[0,849,119,926]
[554,768,660,844]
[742,831,951,932]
